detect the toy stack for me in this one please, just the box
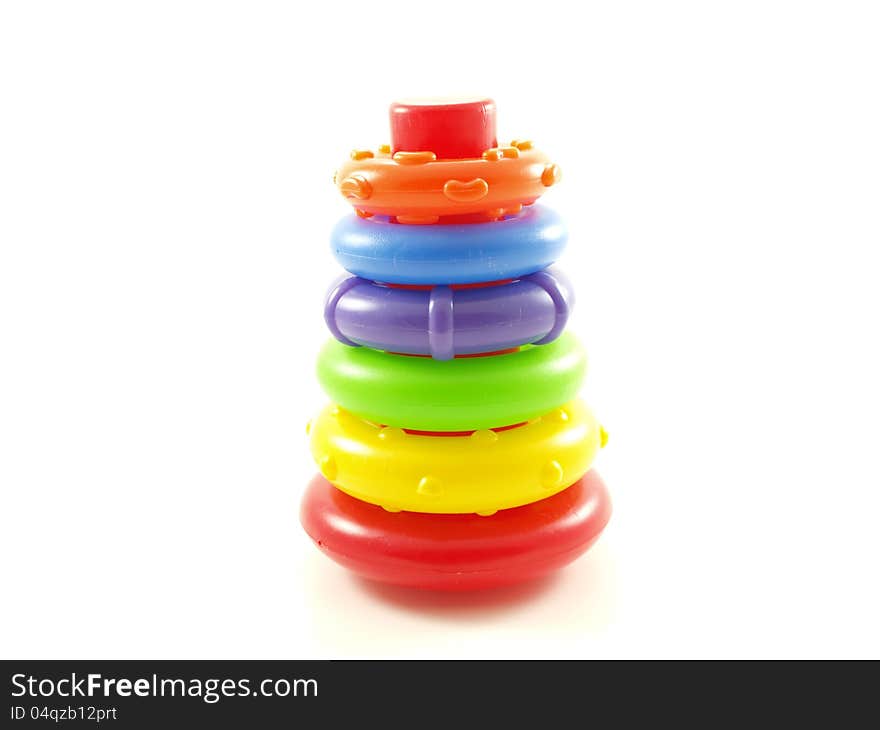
[301,97,611,590]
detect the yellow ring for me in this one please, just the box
[308,399,603,515]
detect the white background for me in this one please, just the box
[2,1,878,659]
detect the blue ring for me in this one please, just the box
[329,204,568,285]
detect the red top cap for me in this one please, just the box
[390,96,497,160]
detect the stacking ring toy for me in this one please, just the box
[316,331,586,431]
[324,268,574,359]
[329,204,567,286]
[308,399,604,514]
[301,470,612,591]
[304,96,612,591]
[335,141,560,224]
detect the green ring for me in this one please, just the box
[316,332,587,431]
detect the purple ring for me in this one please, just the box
[323,267,574,360]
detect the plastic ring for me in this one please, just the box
[335,143,559,222]
[308,399,603,514]
[329,204,567,285]
[300,470,612,591]
[316,331,586,431]
[323,268,574,359]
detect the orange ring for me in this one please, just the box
[334,140,561,223]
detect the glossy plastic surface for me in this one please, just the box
[308,399,603,514]
[324,268,574,359]
[335,142,559,222]
[390,97,497,159]
[329,204,567,285]
[300,470,612,591]
[316,331,586,431]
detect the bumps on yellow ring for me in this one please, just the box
[469,429,499,445]
[416,476,443,497]
[378,426,405,442]
[319,454,337,481]
[541,460,565,490]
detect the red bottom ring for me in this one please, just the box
[300,471,612,591]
